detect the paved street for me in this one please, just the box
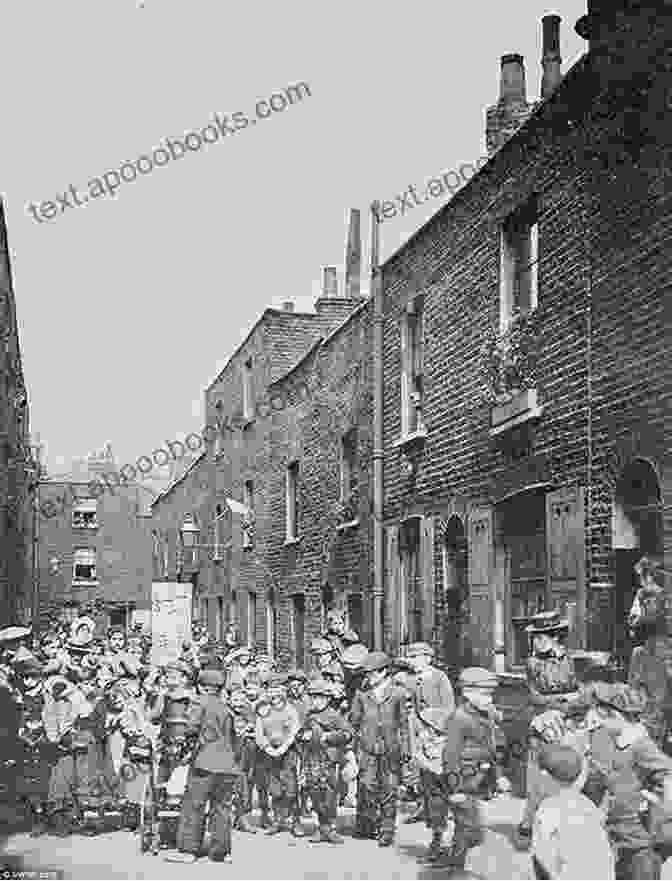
[1,798,535,880]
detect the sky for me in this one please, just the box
[1,0,587,478]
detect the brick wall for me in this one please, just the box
[379,6,670,667]
[38,480,153,626]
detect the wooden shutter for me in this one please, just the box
[421,516,435,643]
[386,526,401,654]
[468,506,495,667]
[546,486,586,647]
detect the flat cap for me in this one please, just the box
[405,642,434,658]
[307,678,335,696]
[341,643,369,670]
[363,651,391,672]
[538,743,583,784]
[198,668,225,688]
[164,660,191,676]
[592,682,647,716]
[0,625,31,643]
[459,667,499,691]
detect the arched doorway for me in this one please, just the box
[442,515,470,677]
[612,458,663,664]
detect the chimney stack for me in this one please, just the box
[344,209,361,299]
[486,54,535,156]
[282,301,295,313]
[541,15,562,99]
[322,266,338,298]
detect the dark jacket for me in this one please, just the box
[441,703,498,790]
[187,695,240,775]
[301,708,352,766]
[350,680,410,761]
[587,723,672,850]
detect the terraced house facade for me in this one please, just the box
[378,1,670,677]
[158,212,370,666]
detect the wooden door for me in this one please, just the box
[386,526,401,654]
[468,506,494,667]
[546,485,586,647]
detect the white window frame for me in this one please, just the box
[400,297,425,437]
[286,461,299,541]
[72,498,98,530]
[500,204,538,334]
[242,358,254,422]
[72,547,97,585]
[266,596,276,660]
[340,430,358,502]
[243,480,254,548]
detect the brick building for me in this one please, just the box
[37,445,153,633]
[377,1,670,676]
[0,199,35,627]
[149,212,370,665]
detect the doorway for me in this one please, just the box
[442,516,469,676]
[613,458,663,664]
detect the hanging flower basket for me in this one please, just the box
[482,309,540,404]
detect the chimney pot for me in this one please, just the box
[541,14,563,99]
[282,301,294,312]
[344,209,362,299]
[499,54,527,105]
[322,266,338,298]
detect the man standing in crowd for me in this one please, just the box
[170,669,239,864]
[350,651,410,847]
[403,641,455,825]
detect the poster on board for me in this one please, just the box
[151,582,192,667]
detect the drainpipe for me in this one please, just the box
[371,202,384,651]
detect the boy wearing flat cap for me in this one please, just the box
[436,667,503,870]
[172,668,239,864]
[300,678,353,844]
[583,682,672,880]
[350,651,410,846]
[404,641,455,826]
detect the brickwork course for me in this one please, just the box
[151,2,670,674]
[0,200,34,626]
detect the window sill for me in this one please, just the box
[72,524,98,530]
[71,580,99,587]
[336,518,360,532]
[393,428,428,451]
[490,388,543,436]
[283,537,301,547]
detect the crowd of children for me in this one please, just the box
[0,600,670,877]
